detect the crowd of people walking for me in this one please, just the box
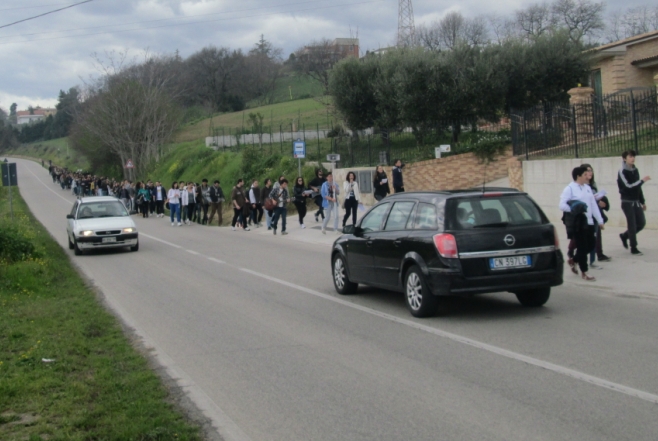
[559,150,651,282]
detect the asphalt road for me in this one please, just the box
[11,158,658,441]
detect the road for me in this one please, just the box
[11,158,658,441]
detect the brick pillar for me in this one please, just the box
[507,157,524,191]
[568,86,595,141]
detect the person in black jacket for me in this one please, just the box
[308,168,326,222]
[373,165,390,201]
[392,159,405,193]
[208,180,225,226]
[617,150,651,255]
[293,177,309,228]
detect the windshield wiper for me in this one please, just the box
[98,214,122,218]
[77,215,94,219]
[473,222,510,228]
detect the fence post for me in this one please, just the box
[280,124,283,154]
[368,135,372,166]
[572,106,579,159]
[317,123,321,162]
[630,91,639,154]
[522,113,529,160]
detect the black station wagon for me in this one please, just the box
[331,189,564,317]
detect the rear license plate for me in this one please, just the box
[102,237,117,243]
[489,255,531,270]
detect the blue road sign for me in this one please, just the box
[293,139,306,159]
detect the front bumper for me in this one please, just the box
[76,233,138,249]
[428,251,564,296]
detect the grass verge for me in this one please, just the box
[0,186,202,441]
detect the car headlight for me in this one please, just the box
[79,230,94,237]
[123,228,135,233]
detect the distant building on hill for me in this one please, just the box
[298,38,360,67]
[16,107,56,125]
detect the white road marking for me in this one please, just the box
[238,268,658,406]
[186,250,200,255]
[21,158,658,408]
[140,233,183,249]
[24,162,74,205]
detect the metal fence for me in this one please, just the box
[511,89,658,159]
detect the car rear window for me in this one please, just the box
[449,195,545,230]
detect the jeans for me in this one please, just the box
[266,210,273,228]
[575,224,595,273]
[621,201,646,250]
[169,203,181,223]
[343,198,358,226]
[186,202,196,222]
[314,196,324,220]
[232,207,244,228]
[251,203,264,224]
[294,201,307,225]
[322,202,339,231]
[200,203,209,223]
[149,199,155,214]
[140,202,149,217]
[156,200,164,215]
[272,207,287,232]
[209,202,223,225]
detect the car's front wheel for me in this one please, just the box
[73,238,83,256]
[332,254,358,295]
[515,288,550,307]
[68,234,74,250]
[405,266,438,318]
[130,241,139,252]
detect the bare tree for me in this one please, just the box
[552,0,605,43]
[417,12,489,51]
[439,11,466,49]
[489,14,520,44]
[246,35,283,106]
[515,3,557,41]
[293,38,347,94]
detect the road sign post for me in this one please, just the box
[434,145,451,159]
[326,154,340,174]
[293,139,306,177]
[2,162,18,221]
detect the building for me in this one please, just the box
[16,107,57,125]
[330,38,359,58]
[588,30,658,96]
[298,38,360,66]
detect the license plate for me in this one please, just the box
[489,255,531,270]
[102,237,117,243]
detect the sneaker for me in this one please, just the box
[282,231,288,235]
[598,254,612,262]
[620,233,628,249]
[273,229,277,235]
[186,220,190,225]
[322,229,326,235]
[267,227,272,230]
[631,248,643,256]
[171,222,175,226]
[315,215,319,223]
[244,227,251,231]
[178,222,182,226]
[231,227,236,231]
[301,224,306,229]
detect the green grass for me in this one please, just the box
[175,98,334,143]
[4,138,89,171]
[0,186,202,441]
[247,74,324,107]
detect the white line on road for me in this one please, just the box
[186,250,201,255]
[208,257,226,264]
[140,233,183,249]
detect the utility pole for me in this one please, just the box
[397,0,416,48]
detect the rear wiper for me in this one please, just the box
[473,222,510,228]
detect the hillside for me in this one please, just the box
[175,97,334,143]
[4,138,89,171]
[248,74,324,107]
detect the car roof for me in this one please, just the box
[382,188,524,202]
[78,196,121,203]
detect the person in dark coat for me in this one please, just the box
[373,165,390,201]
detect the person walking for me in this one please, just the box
[392,159,405,193]
[373,165,390,201]
[193,183,203,223]
[342,171,361,228]
[183,182,196,225]
[270,178,290,235]
[262,178,274,230]
[249,180,264,227]
[560,166,604,281]
[154,181,166,218]
[208,180,224,226]
[309,168,326,222]
[618,150,651,255]
[321,172,341,234]
[199,179,212,224]
[167,182,182,226]
[293,177,309,229]
[137,182,151,218]
[231,179,250,231]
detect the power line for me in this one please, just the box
[0,0,331,40]
[0,4,71,13]
[0,0,94,30]
[0,0,385,45]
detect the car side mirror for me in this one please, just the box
[66,214,73,219]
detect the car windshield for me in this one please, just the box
[449,195,545,230]
[77,201,129,219]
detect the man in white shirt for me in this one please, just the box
[559,166,604,281]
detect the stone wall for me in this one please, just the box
[507,157,524,191]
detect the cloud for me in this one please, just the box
[0,0,645,110]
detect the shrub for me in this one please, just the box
[0,222,40,264]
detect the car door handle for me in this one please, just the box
[366,241,373,247]
[394,240,402,247]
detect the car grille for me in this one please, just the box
[96,230,121,236]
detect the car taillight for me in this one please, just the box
[433,233,459,258]
[553,225,560,249]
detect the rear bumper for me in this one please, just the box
[428,251,564,296]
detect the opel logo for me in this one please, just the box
[504,235,516,247]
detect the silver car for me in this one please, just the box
[66,196,139,255]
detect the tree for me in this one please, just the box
[248,112,265,148]
[606,6,658,41]
[417,12,489,51]
[294,38,346,94]
[552,0,605,43]
[246,35,283,105]
[329,57,380,133]
[9,103,17,125]
[515,3,557,41]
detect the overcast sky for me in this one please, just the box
[0,0,648,112]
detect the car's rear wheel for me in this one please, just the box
[332,254,358,295]
[73,238,83,256]
[130,241,139,252]
[68,234,74,250]
[405,266,438,318]
[515,288,550,307]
